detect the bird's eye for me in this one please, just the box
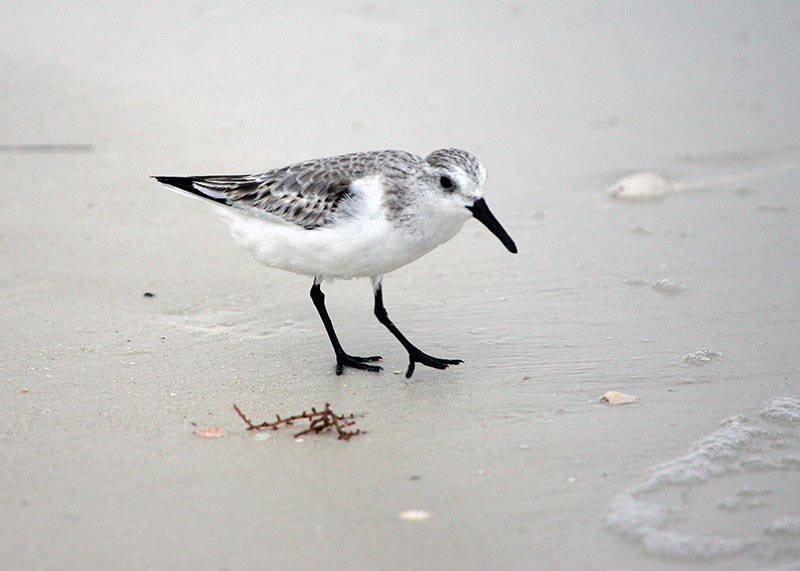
[439,175,454,191]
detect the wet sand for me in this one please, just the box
[2,3,799,570]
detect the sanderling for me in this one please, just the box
[154,148,517,378]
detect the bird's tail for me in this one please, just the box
[152,176,228,205]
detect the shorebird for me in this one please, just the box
[155,148,517,377]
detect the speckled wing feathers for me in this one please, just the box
[163,150,424,229]
[187,171,351,229]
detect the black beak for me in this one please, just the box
[466,198,518,253]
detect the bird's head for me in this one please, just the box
[424,148,517,254]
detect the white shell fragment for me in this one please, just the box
[601,391,639,405]
[399,509,431,522]
[652,278,686,296]
[194,426,225,438]
[608,172,672,201]
[684,349,722,366]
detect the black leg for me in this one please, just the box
[310,281,382,375]
[373,283,462,378]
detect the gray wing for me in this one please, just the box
[154,150,423,229]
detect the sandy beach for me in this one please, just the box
[2,2,799,570]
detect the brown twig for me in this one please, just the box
[232,403,363,440]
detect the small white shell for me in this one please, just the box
[601,391,639,405]
[608,172,672,201]
[194,426,225,438]
[652,278,686,296]
[684,349,722,366]
[399,510,431,522]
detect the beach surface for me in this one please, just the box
[2,3,799,569]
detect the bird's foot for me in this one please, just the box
[335,353,383,375]
[404,349,463,378]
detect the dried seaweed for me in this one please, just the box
[233,403,363,441]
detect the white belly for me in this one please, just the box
[213,205,464,279]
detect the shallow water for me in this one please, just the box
[608,398,800,563]
[2,2,799,570]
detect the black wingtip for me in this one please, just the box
[152,176,196,193]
